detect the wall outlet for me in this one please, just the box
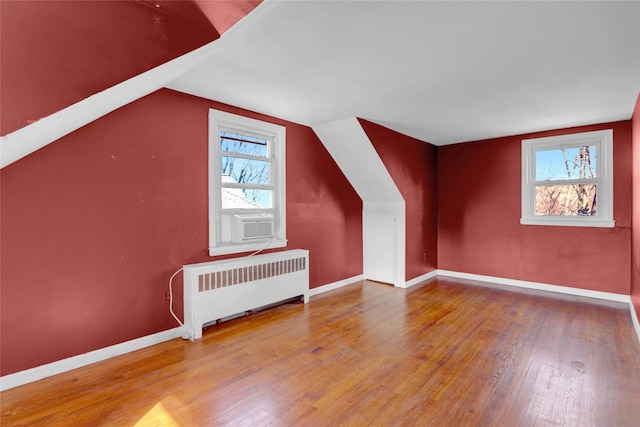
[165,290,171,301]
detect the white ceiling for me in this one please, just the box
[168,0,640,145]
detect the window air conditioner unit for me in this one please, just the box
[231,213,274,243]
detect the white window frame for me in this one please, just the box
[209,109,287,256]
[521,129,614,228]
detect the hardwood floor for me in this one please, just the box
[2,278,640,426]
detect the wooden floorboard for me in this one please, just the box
[2,278,639,426]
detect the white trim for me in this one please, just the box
[208,109,286,256]
[208,239,287,257]
[0,327,185,392]
[520,218,615,228]
[308,275,364,297]
[2,271,634,391]
[363,202,406,288]
[0,41,220,169]
[0,275,360,391]
[437,269,630,303]
[405,269,438,288]
[630,300,640,346]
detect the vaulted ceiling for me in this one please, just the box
[2,1,639,168]
[169,0,640,145]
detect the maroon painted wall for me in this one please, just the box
[438,121,633,294]
[195,0,262,35]
[631,93,640,321]
[0,89,362,376]
[359,120,438,281]
[0,0,218,135]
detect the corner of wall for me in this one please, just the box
[631,91,640,323]
[313,119,406,288]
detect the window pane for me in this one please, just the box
[221,157,270,185]
[242,189,272,208]
[221,188,272,209]
[535,184,597,216]
[535,145,597,181]
[220,131,268,157]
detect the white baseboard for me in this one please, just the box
[405,269,438,288]
[437,270,631,303]
[630,299,640,346]
[1,274,364,392]
[0,327,185,392]
[2,271,636,392]
[438,270,640,345]
[308,274,364,297]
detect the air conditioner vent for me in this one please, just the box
[231,214,274,243]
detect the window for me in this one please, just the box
[521,129,614,227]
[209,109,287,256]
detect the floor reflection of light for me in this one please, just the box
[134,402,181,427]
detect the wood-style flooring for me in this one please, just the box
[2,278,640,426]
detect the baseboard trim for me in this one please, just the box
[1,275,365,392]
[405,269,438,288]
[0,327,185,392]
[308,275,364,297]
[630,300,640,346]
[437,270,631,303]
[2,271,634,391]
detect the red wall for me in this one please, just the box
[0,89,362,376]
[0,0,218,135]
[360,120,439,281]
[632,93,640,320]
[438,121,633,294]
[195,0,262,35]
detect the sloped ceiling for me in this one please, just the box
[0,0,259,168]
[168,0,640,145]
[2,1,639,168]
[0,0,218,136]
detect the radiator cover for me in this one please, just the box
[183,249,309,340]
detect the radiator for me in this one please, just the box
[183,249,309,340]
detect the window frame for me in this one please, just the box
[208,109,287,256]
[521,129,614,228]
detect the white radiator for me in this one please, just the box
[183,249,309,340]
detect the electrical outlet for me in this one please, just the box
[165,290,171,301]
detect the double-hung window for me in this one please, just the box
[521,129,614,227]
[208,109,287,256]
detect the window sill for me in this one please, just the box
[520,218,615,228]
[209,239,287,257]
